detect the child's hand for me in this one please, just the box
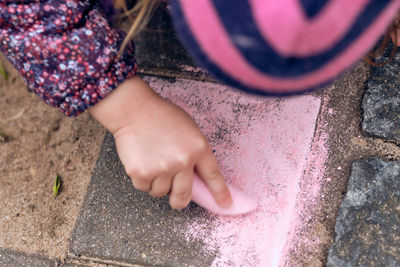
[89,77,233,210]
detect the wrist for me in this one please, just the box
[89,76,158,134]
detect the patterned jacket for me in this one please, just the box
[0,0,137,116]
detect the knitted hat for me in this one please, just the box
[169,0,400,95]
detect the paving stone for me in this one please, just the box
[362,44,400,142]
[134,4,210,81]
[327,158,400,267]
[0,248,57,267]
[70,77,321,266]
[69,132,216,267]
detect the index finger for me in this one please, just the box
[195,150,232,209]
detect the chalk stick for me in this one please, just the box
[191,173,258,216]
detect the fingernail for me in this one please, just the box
[220,196,233,209]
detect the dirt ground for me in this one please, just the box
[0,56,105,260]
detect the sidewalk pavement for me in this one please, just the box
[1,6,400,267]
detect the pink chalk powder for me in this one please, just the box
[281,96,330,266]
[146,77,325,266]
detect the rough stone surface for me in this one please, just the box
[327,158,400,267]
[70,76,322,266]
[0,248,57,267]
[134,4,211,81]
[69,132,215,267]
[362,44,400,142]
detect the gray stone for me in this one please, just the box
[0,248,57,267]
[327,158,400,267]
[134,4,210,81]
[69,132,215,267]
[362,43,400,142]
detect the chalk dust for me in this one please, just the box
[146,77,323,266]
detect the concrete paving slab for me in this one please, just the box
[70,77,322,266]
[0,248,58,267]
[134,5,210,81]
[327,158,400,267]
[69,131,215,267]
[362,44,400,142]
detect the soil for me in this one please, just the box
[0,55,105,260]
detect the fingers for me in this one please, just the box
[130,168,194,210]
[195,151,232,209]
[131,178,152,192]
[169,168,194,210]
[149,175,173,198]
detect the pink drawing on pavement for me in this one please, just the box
[146,77,326,266]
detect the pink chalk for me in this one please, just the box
[191,173,258,216]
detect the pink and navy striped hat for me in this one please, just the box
[169,0,400,95]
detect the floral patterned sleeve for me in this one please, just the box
[0,0,137,116]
